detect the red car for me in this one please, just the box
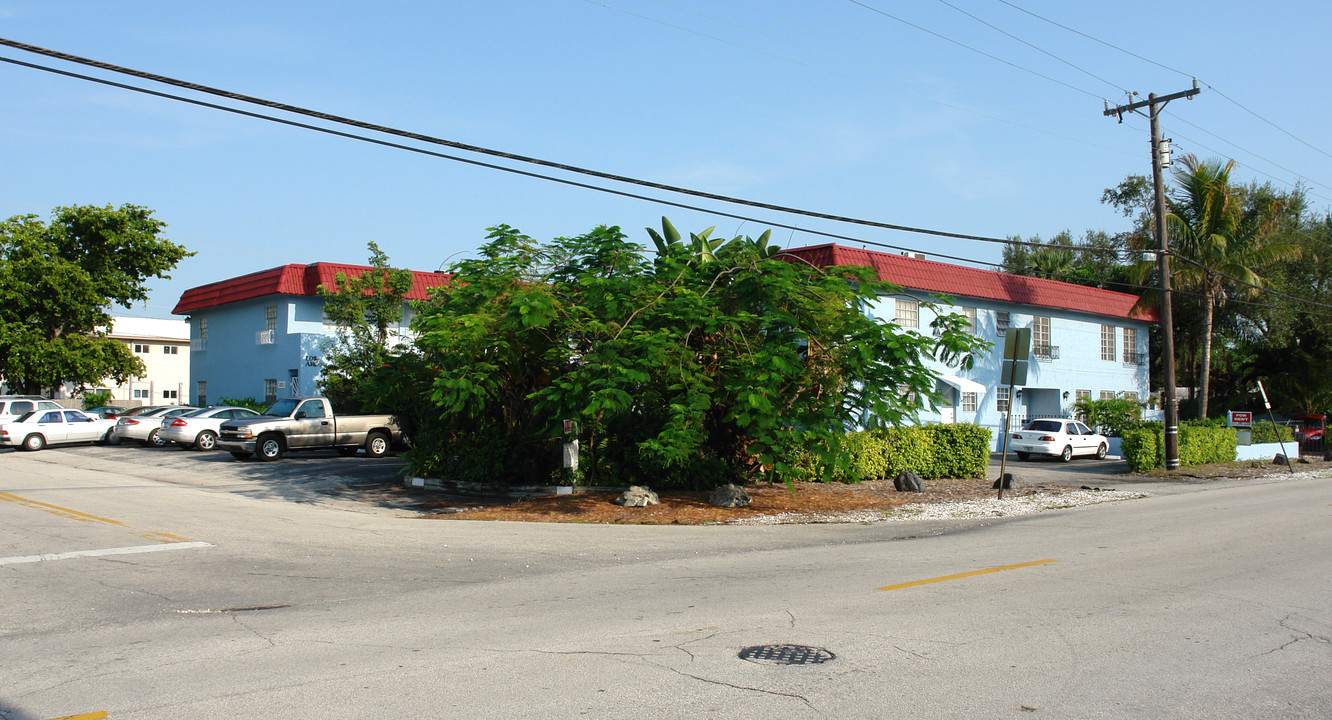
[1290,414,1326,448]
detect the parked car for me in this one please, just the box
[1290,414,1326,449]
[218,396,403,461]
[113,406,198,447]
[0,395,65,424]
[84,405,129,419]
[159,406,260,450]
[1009,418,1109,462]
[0,408,117,451]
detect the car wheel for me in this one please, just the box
[365,432,389,458]
[97,428,115,445]
[1015,451,1030,461]
[147,429,168,447]
[106,431,122,446]
[195,430,218,451]
[1096,443,1108,460]
[257,434,284,461]
[1060,445,1073,463]
[230,451,252,460]
[337,446,359,457]
[22,433,46,451]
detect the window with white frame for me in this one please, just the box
[1122,327,1138,364]
[132,388,150,399]
[1099,390,1117,401]
[960,306,976,333]
[264,379,278,405]
[1101,325,1116,361]
[961,392,978,412]
[895,298,919,328]
[1075,389,1091,403]
[996,386,1010,412]
[199,317,208,340]
[133,343,150,354]
[162,389,178,400]
[995,311,1010,336]
[197,381,207,407]
[162,345,178,355]
[1032,316,1051,357]
[265,305,278,332]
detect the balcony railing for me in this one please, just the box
[1033,344,1060,360]
[191,338,207,352]
[256,329,275,345]
[1123,352,1147,366]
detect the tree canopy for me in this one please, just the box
[0,204,191,395]
[397,222,986,488]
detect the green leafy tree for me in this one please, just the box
[1133,156,1302,419]
[0,204,191,395]
[316,241,415,413]
[408,222,987,489]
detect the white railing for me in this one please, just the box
[255,329,275,345]
[191,338,207,352]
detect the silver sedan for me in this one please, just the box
[159,406,260,451]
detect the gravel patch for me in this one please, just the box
[726,489,1149,525]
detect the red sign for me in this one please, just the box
[1229,411,1253,427]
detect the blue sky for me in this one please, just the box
[2,1,1329,319]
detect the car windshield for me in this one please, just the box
[1026,420,1063,432]
[264,398,301,417]
[124,406,161,417]
[181,408,211,417]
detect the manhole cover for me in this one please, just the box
[738,644,835,665]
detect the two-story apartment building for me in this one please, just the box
[171,263,450,406]
[783,244,1156,445]
[52,317,191,406]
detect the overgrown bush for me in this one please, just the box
[218,396,268,412]
[1250,420,1294,444]
[1120,421,1237,471]
[789,424,990,482]
[1073,396,1142,436]
[80,390,114,409]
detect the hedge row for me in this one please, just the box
[1120,422,1239,471]
[1250,420,1294,444]
[796,424,992,483]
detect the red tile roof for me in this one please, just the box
[781,244,1157,322]
[172,263,451,315]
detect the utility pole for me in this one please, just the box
[1104,81,1200,470]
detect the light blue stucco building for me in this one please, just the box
[171,262,449,407]
[785,244,1156,446]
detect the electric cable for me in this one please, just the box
[0,38,1128,258]
[845,0,1104,100]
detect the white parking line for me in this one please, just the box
[0,541,213,566]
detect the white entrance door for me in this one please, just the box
[940,407,955,424]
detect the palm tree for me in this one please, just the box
[1162,155,1301,418]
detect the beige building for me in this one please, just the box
[65,317,192,406]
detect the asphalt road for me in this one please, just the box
[2,444,1329,719]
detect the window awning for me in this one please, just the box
[938,375,987,395]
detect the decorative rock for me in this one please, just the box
[1298,455,1312,464]
[614,485,660,507]
[992,472,1017,490]
[1273,454,1288,465]
[1249,461,1265,469]
[709,483,751,508]
[894,471,923,493]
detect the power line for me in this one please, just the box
[995,0,1193,79]
[0,38,1126,259]
[1170,254,1332,312]
[1164,111,1332,198]
[845,0,1104,100]
[932,0,1127,95]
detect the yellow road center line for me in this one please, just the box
[0,491,191,543]
[878,559,1059,592]
[46,712,108,720]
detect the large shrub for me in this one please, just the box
[1249,420,1294,444]
[1120,421,1237,471]
[1073,396,1142,436]
[792,424,990,482]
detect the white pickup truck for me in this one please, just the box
[216,396,403,461]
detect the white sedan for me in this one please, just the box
[1008,418,1109,462]
[159,406,260,450]
[0,409,117,451]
